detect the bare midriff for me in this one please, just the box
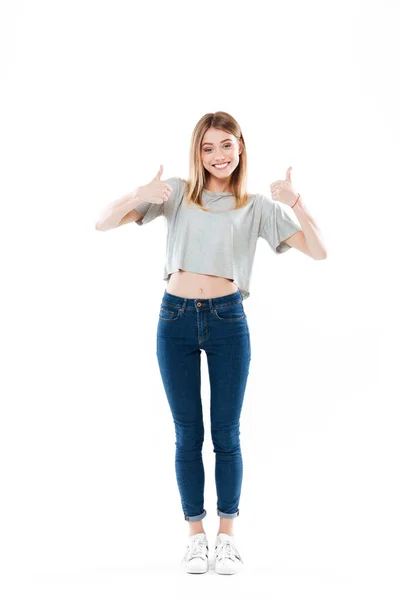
[166,269,239,299]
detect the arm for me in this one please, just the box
[287,196,328,259]
[95,187,144,231]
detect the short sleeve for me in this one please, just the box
[134,176,181,226]
[259,199,302,253]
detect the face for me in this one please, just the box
[201,127,242,185]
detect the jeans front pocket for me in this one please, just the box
[159,303,181,322]
[213,302,246,322]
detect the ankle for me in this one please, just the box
[188,527,206,537]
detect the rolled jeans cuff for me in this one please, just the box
[217,508,240,518]
[184,509,207,522]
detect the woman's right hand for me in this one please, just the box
[136,165,172,205]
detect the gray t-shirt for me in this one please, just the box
[134,177,302,300]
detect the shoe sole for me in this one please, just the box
[183,563,209,574]
[215,565,240,574]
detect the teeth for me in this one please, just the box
[214,162,229,169]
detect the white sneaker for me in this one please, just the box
[210,533,244,575]
[181,532,209,574]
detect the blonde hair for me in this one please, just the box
[180,111,253,212]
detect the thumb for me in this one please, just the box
[153,164,163,181]
[286,166,292,182]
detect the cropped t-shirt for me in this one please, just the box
[134,177,302,300]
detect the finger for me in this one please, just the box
[154,164,163,180]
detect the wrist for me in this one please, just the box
[291,193,301,209]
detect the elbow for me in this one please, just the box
[95,221,109,231]
[95,217,119,231]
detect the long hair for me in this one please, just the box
[180,111,253,212]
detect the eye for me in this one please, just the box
[204,143,232,153]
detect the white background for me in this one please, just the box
[1,0,399,598]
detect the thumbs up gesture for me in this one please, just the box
[270,166,299,207]
[137,164,173,205]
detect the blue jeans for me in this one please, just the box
[156,288,251,522]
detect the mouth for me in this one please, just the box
[213,161,230,170]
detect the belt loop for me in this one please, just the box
[238,288,243,302]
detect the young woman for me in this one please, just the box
[95,111,327,575]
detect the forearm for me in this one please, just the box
[292,196,327,259]
[95,187,143,231]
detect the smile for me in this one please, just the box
[213,162,230,170]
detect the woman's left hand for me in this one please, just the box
[270,166,299,207]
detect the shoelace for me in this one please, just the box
[215,539,244,564]
[183,537,208,562]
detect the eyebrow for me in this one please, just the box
[202,138,232,147]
